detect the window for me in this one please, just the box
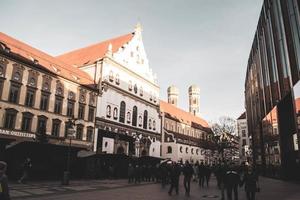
[127,111,131,123]
[242,139,247,146]
[37,116,47,134]
[21,112,33,132]
[40,92,50,111]
[119,101,126,123]
[86,127,93,142]
[67,101,74,117]
[128,80,133,91]
[167,146,172,154]
[88,107,95,122]
[196,149,199,155]
[54,96,63,114]
[51,119,61,137]
[8,84,20,103]
[132,106,137,126]
[78,103,85,120]
[25,88,36,107]
[153,120,156,131]
[4,108,17,129]
[180,146,183,153]
[186,147,188,153]
[138,115,142,127]
[149,119,152,129]
[13,71,21,81]
[191,148,194,154]
[0,80,4,99]
[143,110,148,129]
[140,86,143,96]
[113,107,118,120]
[106,105,111,118]
[134,84,138,94]
[242,130,246,137]
[109,70,114,82]
[115,74,120,85]
[76,125,83,140]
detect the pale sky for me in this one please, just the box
[0,0,263,122]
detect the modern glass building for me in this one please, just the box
[245,0,300,180]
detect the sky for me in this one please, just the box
[0,0,263,123]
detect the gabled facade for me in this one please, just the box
[237,112,251,163]
[57,24,161,157]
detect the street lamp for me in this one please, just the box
[62,116,77,185]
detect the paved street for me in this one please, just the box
[9,176,300,200]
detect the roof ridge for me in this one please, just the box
[56,32,134,58]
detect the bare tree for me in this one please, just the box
[211,116,236,136]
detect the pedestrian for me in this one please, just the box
[183,161,194,196]
[134,165,141,184]
[241,166,259,200]
[160,163,168,188]
[204,164,212,187]
[168,162,181,196]
[18,158,32,184]
[225,164,241,200]
[0,161,10,200]
[127,163,134,183]
[193,162,199,182]
[198,161,205,187]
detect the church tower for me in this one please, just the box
[167,85,179,107]
[188,85,200,116]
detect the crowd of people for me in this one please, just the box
[127,160,260,200]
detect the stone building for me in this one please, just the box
[57,24,161,158]
[0,32,97,178]
[161,86,214,164]
[237,112,251,163]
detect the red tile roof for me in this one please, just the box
[0,32,94,86]
[160,100,210,128]
[56,33,134,67]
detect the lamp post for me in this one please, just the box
[62,116,76,185]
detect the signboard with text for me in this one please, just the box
[0,129,36,139]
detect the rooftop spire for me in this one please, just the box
[134,22,143,35]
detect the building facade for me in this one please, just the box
[57,24,161,158]
[161,86,214,164]
[237,112,251,163]
[244,0,300,180]
[0,32,97,178]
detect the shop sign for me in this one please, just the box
[0,129,35,138]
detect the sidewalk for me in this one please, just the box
[9,179,154,199]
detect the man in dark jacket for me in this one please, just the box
[0,161,10,200]
[198,161,205,187]
[168,162,181,195]
[183,161,194,196]
[225,165,241,200]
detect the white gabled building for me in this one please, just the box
[237,112,251,163]
[57,24,161,158]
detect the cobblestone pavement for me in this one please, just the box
[9,176,300,200]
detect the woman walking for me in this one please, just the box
[241,166,259,200]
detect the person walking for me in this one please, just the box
[198,161,205,187]
[193,162,199,182]
[127,163,134,183]
[0,161,10,200]
[18,158,32,184]
[225,165,241,200]
[241,166,259,200]
[204,164,212,187]
[168,162,181,196]
[183,161,194,196]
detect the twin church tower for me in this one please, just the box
[167,85,200,116]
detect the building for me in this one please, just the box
[57,24,161,158]
[244,0,300,180]
[160,85,214,164]
[237,112,251,163]
[0,32,97,179]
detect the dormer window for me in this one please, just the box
[33,59,39,65]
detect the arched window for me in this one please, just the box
[149,119,152,129]
[113,107,118,119]
[196,149,199,155]
[167,146,172,154]
[153,120,156,130]
[140,86,143,96]
[186,147,188,154]
[13,72,21,81]
[119,101,126,123]
[127,111,131,123]
[106,105,111,118]
[191,148,194,154]
[128,80,133,91]
[134,84,138,94]
[132,106,137,126]
[143,110,148,129]
[138,115,142,127]
[180,146,183,153]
